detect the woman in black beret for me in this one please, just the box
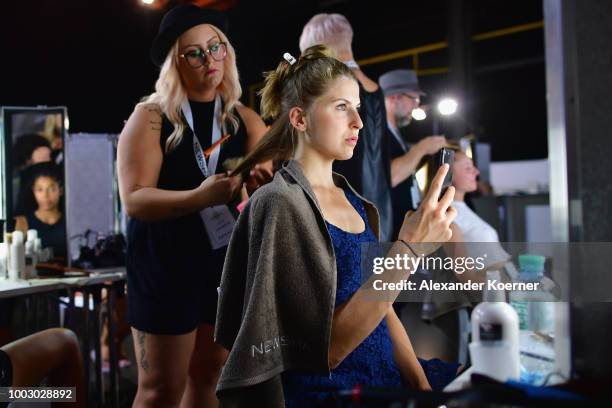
[117,5,268,406]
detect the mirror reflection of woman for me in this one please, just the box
[423,149,511,299]
[449,151,501,242]
[447,150,511,279]
[12,133,53,216]
[14,164,67,261]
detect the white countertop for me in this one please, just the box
[0,267,126,298]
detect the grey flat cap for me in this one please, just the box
[379,69,426,96]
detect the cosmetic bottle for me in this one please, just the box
[470,270,520,381]
[9,231,26,281]
[25,229,39,279]
[0,242,8,280]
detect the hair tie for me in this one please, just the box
[283,52,297,66]
[344,60,359,69]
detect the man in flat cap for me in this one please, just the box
[380,69,447,238]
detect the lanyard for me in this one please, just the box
[387,121,420,207]
[181,95,224,178]
[387,121,408,153]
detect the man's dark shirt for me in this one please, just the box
[387,125,420,239]
[333,85,393,241]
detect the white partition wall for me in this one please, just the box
[65,133,118,261]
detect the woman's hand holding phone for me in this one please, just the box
[398,164,456,256]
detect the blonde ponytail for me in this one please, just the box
[232,45,354,176]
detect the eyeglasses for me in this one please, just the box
[401,93,421,104]
[179,42,228,68]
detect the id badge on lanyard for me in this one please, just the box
[181,95,235,250]
[388,123,421,210]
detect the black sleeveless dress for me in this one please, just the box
[127,100,248,335]
[25,212,67,260]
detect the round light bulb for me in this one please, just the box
[142,0,154,4]
[411,108,427,121]
[438,98,458,116]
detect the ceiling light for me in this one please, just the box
[412,108,427,121]
[438,98,458,116]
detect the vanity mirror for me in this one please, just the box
[1,106,68,264]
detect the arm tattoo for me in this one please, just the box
[150,120,162,131]
[141,104,162,131]
[142,103,161,115]
[138,331,149,371]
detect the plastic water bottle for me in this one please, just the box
[509,255,555,333]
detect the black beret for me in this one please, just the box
[150,5,228,67]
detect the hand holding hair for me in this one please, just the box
[196,173,242,208]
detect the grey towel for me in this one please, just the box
[214,160,380,407]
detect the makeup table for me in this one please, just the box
[0,267,126,408]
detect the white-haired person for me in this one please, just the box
[378,69,447,239]
[117,5,267,407]
[299,13,395,242]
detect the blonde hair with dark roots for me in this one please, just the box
[232,44,355,176]
[138,24,241,153]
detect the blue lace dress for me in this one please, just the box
[282,189,459,407]
[281,189,398,407]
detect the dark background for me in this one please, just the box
[0,0,546,162]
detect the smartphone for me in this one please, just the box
[434,148,454,198]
